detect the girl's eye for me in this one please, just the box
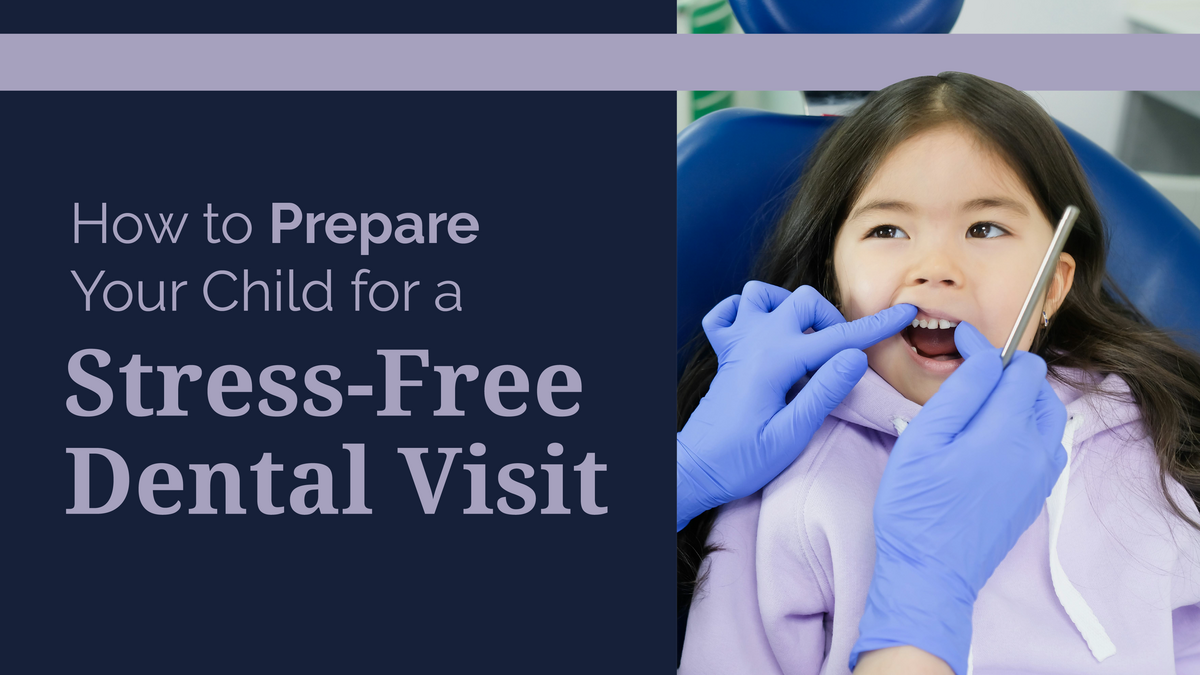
[967,222,1008,239]
[866,225,909,239]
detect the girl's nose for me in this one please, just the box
[907,244,963,288]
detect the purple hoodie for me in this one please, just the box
[680,368,1200,674]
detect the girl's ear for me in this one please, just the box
[1045,252,1077,318]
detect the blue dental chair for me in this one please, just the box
[730,0,964,33]
[676,108,1200,377]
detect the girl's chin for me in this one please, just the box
[870,347,961,407]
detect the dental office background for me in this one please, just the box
[678,0,1200,34]
[678,0,1200,226]
[679,1,1200,225]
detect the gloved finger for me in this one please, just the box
[738,280,796,317]
[907,348,1003,445]
[953,321,998,359]
[1033,378,1068,474]
[1033,379,1067,443]
[980,351,1049,422]
[702,294,741,339]
[764,349,867,462]
[778,285,846,333]
[793,304,917,372]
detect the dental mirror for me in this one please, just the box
[1000,205,1080,368]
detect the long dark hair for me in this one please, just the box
[678,72,1200,616]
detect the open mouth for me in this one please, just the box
[901,320,963,361]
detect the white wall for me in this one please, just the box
[1026,91,1127,155]
[952,0,1132,33]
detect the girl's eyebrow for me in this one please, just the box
[848,196,1030,222]
[962,197,1029,217]
[847,199,914,222]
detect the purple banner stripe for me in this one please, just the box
[1,34,1198,90]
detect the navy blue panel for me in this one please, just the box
[5,92,676,673]
[4,1,672,33]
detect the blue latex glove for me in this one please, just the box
[850,322,1068,675]
[676,283,917,531]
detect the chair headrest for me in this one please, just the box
[730,0,964,33]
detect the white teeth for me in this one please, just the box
[915,317,959,329]
[912,346,918,353]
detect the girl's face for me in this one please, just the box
[832,124,1076,405]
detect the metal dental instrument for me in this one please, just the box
[1000,205,1080,368]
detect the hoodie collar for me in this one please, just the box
[828,368,921,437]
[1047,368,1141,446]
[828,366,1140,446]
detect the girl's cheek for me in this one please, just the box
[975,276,1041,350]
[835,246,905,320]
[839,274,891,321]
[1017,311,1041,351]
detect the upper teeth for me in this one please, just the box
[912,318,958,329]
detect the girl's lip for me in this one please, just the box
[911,307,964,325]
[900,326,965,375]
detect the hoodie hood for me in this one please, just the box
[828,366,1140,448]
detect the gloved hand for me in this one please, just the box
[850,322,1068,675]
[676,283,917,531]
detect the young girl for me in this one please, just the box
[677,73,1200,673]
